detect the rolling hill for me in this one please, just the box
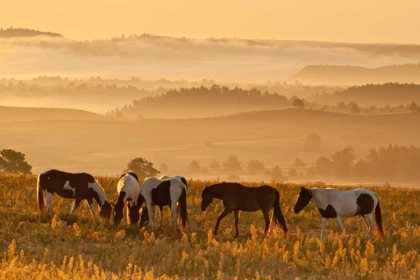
[291,64,420,85]
[0,106,105,122]
[0,27,63,38]
[1,108,420,176]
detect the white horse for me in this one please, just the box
[294,187,384,240]
[111,172,139,224]
[131,177,188,233]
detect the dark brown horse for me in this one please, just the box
[201,183,287,237]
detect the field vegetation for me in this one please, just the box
[1,174,420,279]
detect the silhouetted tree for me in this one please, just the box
[270,165,283,181]
[125,157,159,179]
[291,158,306,168]
[315,156,332,176]
[188,160,200,173]
[292,98,305,109]
[351,102,360,114]
[223,155,242,173]
[331,146,355,179]
[409,101,418,113]
[247,160,265,175]
[0,149,32,174]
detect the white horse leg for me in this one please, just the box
[365,214,375,239]
[45,191,54,217]
[160,207,164,228]
[146,200,155,229]
[171,203,178,233]
[362,215,370,232]
[334,216,344,232]
[321,218,328,240]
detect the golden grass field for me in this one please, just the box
[1,174,420,279]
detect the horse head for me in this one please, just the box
[112,201,125,224]
[201,186,214,211]
[100,201,113,219]
[294,186,313,214]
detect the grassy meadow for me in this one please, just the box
[1,174,420,279]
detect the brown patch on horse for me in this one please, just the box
[356,193,375,215]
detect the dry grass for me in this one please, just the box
[1,174,420,279]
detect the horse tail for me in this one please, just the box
[179,187,188,233]
[375,198,385,239]
[37,172,46,213]
[272,190,288,233]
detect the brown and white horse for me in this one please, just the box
[37,169,112,219]
[112,172,139,224]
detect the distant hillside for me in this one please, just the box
[0,106,104,122]
[291,64,420,85]
[2,108,420,175]
[0,28,62,38]
[310,83,420,106]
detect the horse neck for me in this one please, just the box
[91,181,107,207]
[209,184,226,199]
[310,189,327,208]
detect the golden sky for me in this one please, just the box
[1,0,419,43]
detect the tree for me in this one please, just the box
[291,158,306,168]
[409,101,418,113]
[331,146,356,179]
[125,157,159,179]
[292,98,305,109]
[270,165,283,181]
[315,156,332,176]
[188,160,200,173]
[247,160,265,175]
[351,102,360,114]
[223,155,242,173]
[159,163,168,174]
[209,160,220,170]
[0,149,32,174]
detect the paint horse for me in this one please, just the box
[111,172,139,224]
[130,177,188,233]
[201,183,288,237]
[160,175,188,189]
[37,169,112,219]
[294,187,384,239]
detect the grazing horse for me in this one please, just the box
[201,183,288,237]
[294,187,384,240]
[37,169,112,219]
[130,177,188,233]
[111,172,139,224]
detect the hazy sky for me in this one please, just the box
[1,0,420,43]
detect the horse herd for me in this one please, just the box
[36,169,384,239]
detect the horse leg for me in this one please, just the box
[214,208,232,235]
[334,216,344,233]
[160,206,164,229]
[145,199,155,229]
[87,198,96,220]
[69,198,82,218]
[171,203,178,233]
[45,190,54,217]
[263,211,270,236]
[321,218,328,240]
[365,213,375,239]
[234,210,240,237]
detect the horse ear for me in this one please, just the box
[301,186,305,191]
